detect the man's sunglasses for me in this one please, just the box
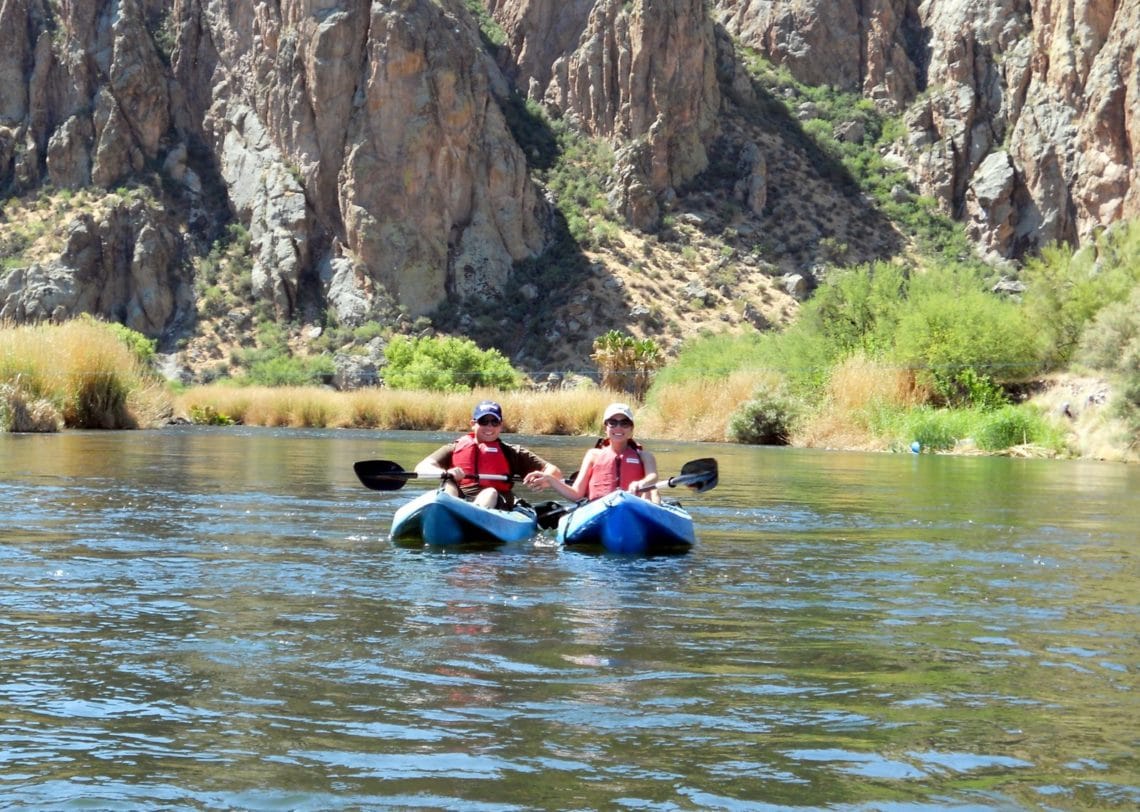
[476,416,501,426]
[605,418,633,428]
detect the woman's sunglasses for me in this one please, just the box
[476,416,501,426]
[605,418,633,428]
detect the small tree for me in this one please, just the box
[591,330,663,398]
[383,335,522,392]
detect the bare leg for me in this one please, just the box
[473,487,500,509]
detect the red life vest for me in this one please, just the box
[586,440,646,500]
[451,434,513,494]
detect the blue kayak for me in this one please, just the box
[389,489,538,547]
[555,490,695,554]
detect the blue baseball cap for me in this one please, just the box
[472,400,503,420]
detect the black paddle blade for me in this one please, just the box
[353,459,417,491]
[669,458,718,492]
[533,501,570,530]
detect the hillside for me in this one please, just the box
[0,0,1137,387]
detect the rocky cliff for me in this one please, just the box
[0,0,1136,378]
[714,0,1138,260]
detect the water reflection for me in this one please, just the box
[0,427,1137,809]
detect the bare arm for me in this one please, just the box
[631,448,660,502]
[542,449,595,501]
[415,445,463,481]
[629,448,658,491]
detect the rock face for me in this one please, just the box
[712,0,1139,259]
[0,0,1137,344]
[1,0,552,338]
[172,0,551,322]
[489,0,721,227]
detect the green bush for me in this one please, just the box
[1077,286,1140,373]
[727,386,799,445]
[892,288,1042,407]
[799,262,908,357]
[189,404,235,425]
[904,407,964,451]
[79,314,157,364]
[247,355,334,387]
[974,406,1061,452]
[1021,221,1140,367]
[383,335,522,392]
[649,332,765,390]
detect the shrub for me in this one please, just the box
[89,316,157,364]
[648,332,766,390]
[1077,286,1140,373]
[799,262,908,357]
[974,406,1060,452]
[904,407,965,451]
[246,354,335,387]
[383,335,522,392]
[1021,221,1140,367]
[727,386,799,445]
[892,288,1042,407]
[189,404,235,425]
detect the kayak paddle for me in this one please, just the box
[534,457,718,530]
[353,459,525,491]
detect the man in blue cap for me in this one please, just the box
[415,401,562,509]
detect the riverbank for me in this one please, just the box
[170,372,1137,463]
[2,320,1133,461]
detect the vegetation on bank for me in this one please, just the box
[658,219,1139,458]
[176,217,1138,460]
[0,316,170,431]
[3,210,1136,461]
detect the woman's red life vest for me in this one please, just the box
[451,434,513,494]
[586,440,646,500]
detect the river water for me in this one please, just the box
[1,426,1136,810]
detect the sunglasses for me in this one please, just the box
[476,416,501,426]
[605,418,633,428]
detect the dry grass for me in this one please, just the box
[639,370,776,441]
[175,385,626,434]
[176,379,783,440]
[798,355,928,450]
[825,354,928,411]
[0,319,171,430]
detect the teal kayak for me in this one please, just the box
[555,490,695,554]
[389,489,538,547]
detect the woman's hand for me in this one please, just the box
[523,471,551,490]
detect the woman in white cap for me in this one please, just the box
[541,402,660,504]
[415,400,562,509]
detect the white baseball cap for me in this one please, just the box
[603,403,634,422]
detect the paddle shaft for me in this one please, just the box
[353,459,528,491]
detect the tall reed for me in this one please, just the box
[176,385,671,436]
[0,319,170,431]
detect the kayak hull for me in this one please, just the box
[555,490,695,554]
[390,490,537,547]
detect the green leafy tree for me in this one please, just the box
[799,262,908,357]
[891,289,1042,408]
[383,335,522,392]
[1021,221,1140,368]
